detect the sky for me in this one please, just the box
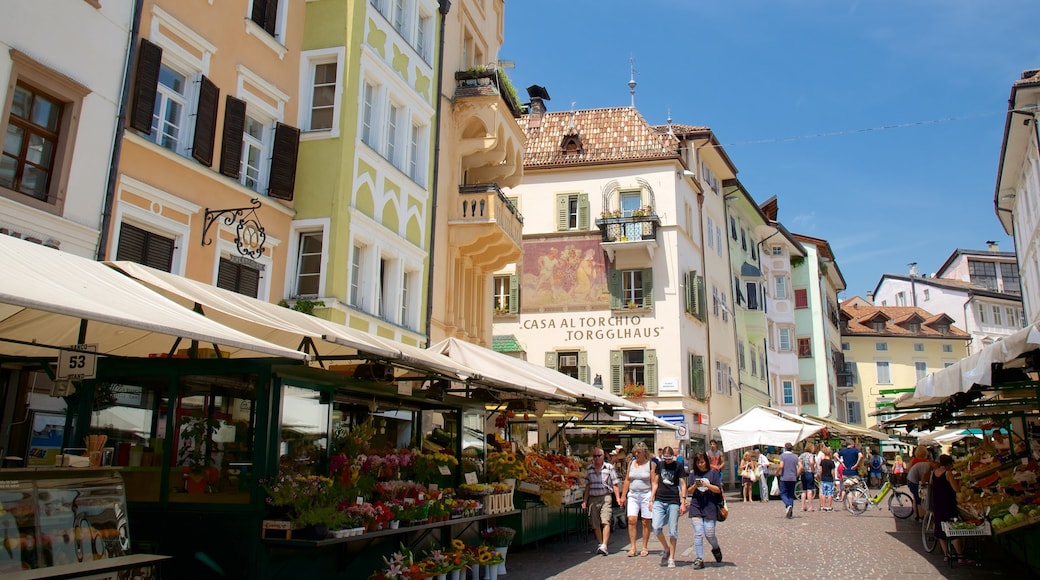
[500,0,1040,299]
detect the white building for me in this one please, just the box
[0,0,136,257]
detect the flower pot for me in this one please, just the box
[495,547,508,575]
[184,473,208,494]
[389,520,400,529]
[449,570,463,580]
[301,523,328,541]
[482,563,499,580]
[471,565,480,580]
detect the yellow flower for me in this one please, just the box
[452,539,466,551]
[478,551,492,563]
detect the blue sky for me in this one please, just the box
[500,0,1040,299]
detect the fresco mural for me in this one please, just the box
[521,238,609,311]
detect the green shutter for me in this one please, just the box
[508,275,519,313]
[578,193,590,229]
[690,354,705,400]
[644,349,658,396]
[609,350,623,395]
[684,271,694,315]
[556,194,569,231]
[544,351,557,370]
[641,269,653,309]
[608,269,623,310]
[578,351,588,383]
[696,274,707,320]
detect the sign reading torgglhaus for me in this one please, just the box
[519,314,664,341]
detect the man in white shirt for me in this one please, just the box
[756,449,771,502]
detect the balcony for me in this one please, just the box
[836,372,855,394]
[595,214,659,263]
[454,69,525,189]
[448,183,524,271]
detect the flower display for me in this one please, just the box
[261,472,343,525]
[623,383,646,398]
[481,526,516,548]
[486,452,527,483]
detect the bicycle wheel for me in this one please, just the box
[922,511,937,553]
[846,488,869,515]
[888,490,914,519]
[794,480,803,500]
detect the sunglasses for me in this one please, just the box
[662,456,675,461]
[594,454,604,457]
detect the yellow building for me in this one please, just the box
[840,297,970,427]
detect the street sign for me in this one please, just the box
[56,344,97,380]
[675,423,690,441]
[657,414,686,424]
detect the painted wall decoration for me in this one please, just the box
[521,238,608,311]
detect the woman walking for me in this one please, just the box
[799,443,817,512]
[930,454,967,563]
[649,446,686,568]
[740,452,755,502]
[686,453,723,570]
[620,442,654,557]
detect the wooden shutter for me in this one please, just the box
[544,351,556,370]
[644,349,658,396]
[264,0,280,36]
[641,269,653,309]
[696,274,706,320]
[115,223,174,272]
[268,122,300,200]
[608,269,622,310]
[685,271,695,315]
[130,38,162,133]
[555,194,568,231]
[578,351,588,383]
[747,281,759,310]
[609,350,623,395]
[219,95,246,178]
[508,274,519,313]
[191,76,219,166]
[217,258,260,298]
[577,193,589,229]
[690,354,705,400]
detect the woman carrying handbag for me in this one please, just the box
[686,452,724,570]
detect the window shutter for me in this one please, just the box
[608,269,622,310]
[641,269,653,309]
[251,0,269,30]
[556,194,568,231]
[577,193,590,229]
[544,351,557,370]
[264,0,280,36]
[219,95,246,178]
[116,223,174,272]
[644,349,658,396]
[746,281,758,310]
[508,274,519,314]
[609,350,623,395]
[268,122,300,200]
[578,351,588,383]
[684,271,694,314]
[130,38,162,133]
[217,258,260,298]
[191,75,219,166]
[690,354,706,400]
[696,274,706,320]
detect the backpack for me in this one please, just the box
[871,456,883,470]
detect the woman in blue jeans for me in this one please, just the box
[686,453,723,570]
[649,446,686,568]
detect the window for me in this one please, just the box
[794,288,808,309]
[361,81,377,146]
[782,380,794,405]
[923,288,930,301]
[875,342,888,351]
[715,360,733,395]
[295,232,323,296]
[609,349,657,396]
[684,271,705,320]
[797,338,811,358]
[778,327,792,352]
[386,103,401,167]
[993,305,1003,326]
[217,257,260,297]
[746,281,759,310]
[942,344,953,353]
[371,0,388,17]
[689,354,706,400]
[872,321,885,333]
[416,14,432,62]
[774,275,788,300]
[843,361,857,385]
[729,216,737,240]
[875,360,891,384]
[349,244,364,307]
[841,342,850,351]
[895,291,907,306]
[493,275,518,315]
[392,0,409,35]
[307,60,338,132]
[550,351,586,381]
[800,384,815,405]
[906,322,921,333]
[409,124,422,183]
[556,193,589,230]
[250,0,284,39]
[377,257,390,319]
[622,270,644,305]
[750,344,758,376]
[914,343,925,352]
[706,217,715,249]
[968,259,998,291]
[115,222,175,272]
[150,63,189,152]
[772,246,783,256]
[610,268,653,310]
[915,361,928,381]
[240,114,267,191]
[738,342,746,370]
[740,228,747,252]
[846,400,862,424]
[1001,262,1021,295]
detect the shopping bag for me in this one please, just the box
[769,476,780,497]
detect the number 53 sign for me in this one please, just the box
[57,344,97,380]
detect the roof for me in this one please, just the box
[791,233,847,290]
[492,334,525,353]
[872,273,1022,302]
[520,107,680,169]
[936,248,1017,278]
[652,124,739,176]
[839,298,970,339]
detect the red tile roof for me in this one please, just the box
[520,107,680,168]
[840,299,969,338]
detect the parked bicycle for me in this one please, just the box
[843,475,915,518]
[920,483,938,552]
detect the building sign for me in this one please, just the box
[518,314,664,341]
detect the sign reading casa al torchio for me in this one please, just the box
[519,314,664,341]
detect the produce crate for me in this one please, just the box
[942,521,992,537]
[262,520,303,540]
[518,481,541,494]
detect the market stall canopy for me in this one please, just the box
[717,406,825,451]
[916,427,975,446]
[428,337,643,411]
[0,235,307,360]
[802,414,892,442]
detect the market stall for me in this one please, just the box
[716,406,825,451]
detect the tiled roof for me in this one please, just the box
[1014,68,1040,88]
[651,123,711,135]
[520,107,680,168]
[839,299,969,338]
[492,334,525,353]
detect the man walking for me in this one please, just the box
[837,439,863,492]
[582,447,623,555]
[778,442,799,518]
[756,449,771,502]
[707,440,725,488]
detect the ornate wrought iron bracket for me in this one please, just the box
[201,198,267,259]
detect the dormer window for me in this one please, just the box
[906,322,921,333]
[935,324,949,335]
[561,134,583,155]
[872,321,885,333]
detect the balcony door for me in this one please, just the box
[620,191,642,240]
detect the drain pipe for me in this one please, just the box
[424,0,451,346]
[96,0,144,261]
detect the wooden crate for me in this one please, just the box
[262,520,303,540]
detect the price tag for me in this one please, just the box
[404,497,414,505]
[418,493,425,502]
[429,483,438,491]
[356,496,364,505]
[438,465,452,476]
[464,472,478,485]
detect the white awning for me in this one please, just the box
[0,236,306,360]
[716,406,825,451]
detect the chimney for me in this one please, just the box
[987,240,999,252]
[866,291,874,304]
[526,85,550,128]
[908,262,920,277]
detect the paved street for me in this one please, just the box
[498,491,1017,579]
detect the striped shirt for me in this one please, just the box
[586,462,620,497]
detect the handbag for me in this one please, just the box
[741,467,755,479]
[716,496,728,522]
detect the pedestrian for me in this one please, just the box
[819,447,836,511]
[686,452,723,570]
[756,449,770,502]
[868,448,884,488]
[892,454,906,485]
[837,439,862,491]
[649,445,686,568]
[707,439,725,487]
[930,454,968,563]
[739,451,756,502]
[620,442,653,557]
[798,443,817,512]
[835,457,845,501]
[778,442,799,518]
[581,447,623,556]
[906,453,932,521]
[909,445,929,468]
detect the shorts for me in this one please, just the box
[588,495,613,527]
[651,500,680,539]
[801,473,816,491]
[627,490,652,519]
[820,481,834,498]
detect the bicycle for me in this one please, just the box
[919,483,938,553]
[843,475,915,518]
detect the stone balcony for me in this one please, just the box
[454,69,525,189]
[448,183,524,270]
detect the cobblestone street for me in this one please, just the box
[498,492,1016,579]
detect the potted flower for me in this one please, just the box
[178,413,220,493]
[481,527,515,575]
[295,504,345,540]
[623,383,646,399]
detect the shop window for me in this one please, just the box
[278,385,330,473]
